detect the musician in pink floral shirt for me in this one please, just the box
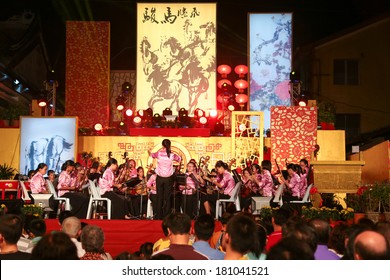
[30,163,49,194]
[257,160,275,197]
[281,163,301,201]
[148,139,181,219]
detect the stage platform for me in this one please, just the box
[45,218,222,258]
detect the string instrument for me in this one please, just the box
[199,156,211,176]
[228,158,236,172]
[202,175,223,194]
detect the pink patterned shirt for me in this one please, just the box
[151,150,181,178]
[146,174,157,195]
[258,170,274,197]
[299,173,308,198]
[179,173,197,195]
[218,171,235,196]
[288,173,301,198]
[98,168,115,195]
[58,171,72,197]
[30,172,47,194]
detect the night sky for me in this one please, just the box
[2,0,390,95]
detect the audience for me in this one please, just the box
[31,231,78,260]
[309,218,340,260]
[80,225,112,260]
[192,214,225,260]
[353,230,390,260]
[26,218,46,253]
[265,208,289,252]
[152,212,208,260]
[267,236,315,260]
[0,214,31,260]
[61,216,85,258]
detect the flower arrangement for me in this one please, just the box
[0,203,6,216]
[340,207,355,221]
[302,206,341,221]
[21,204,43,217]
[259,206,279,221]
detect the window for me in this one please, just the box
[335,113,360,141]
[333,59,359,85]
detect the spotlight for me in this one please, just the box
[162,108,172,116]
[116,95,125,111]
[194,108,205,118]
[227,103,236,111]
[125,109,133,117]
[133,116,142,127]
[290,71,300,83]
[199,116,208,125]
[178,108,188,118]
[153,113,163,127]
[209,110,218,118]
[122,82,132,94]
[117,121,127,135]
[94,123,103,132]
[38,99,47,108]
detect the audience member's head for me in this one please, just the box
[353,230,390,260]
[375,221,390,244]
[31,232,78,260]
[342,224,371,260]
[282,216,317,253]
[0,214,23,246]
[194,214,215,241]
[328,222,349,256]
[28,218,46,238]
[139,242,154,259]
[272,208,290,227]
[80,225,105,254]
[267,236,315,260]
[164,212,191,235]
[356,217,375,228]
[308,219,331,245]
[58,210,73,225]
[224,213,259,257]
[61,216,82,239]
[115,251,140,260]
[250,224,267,258]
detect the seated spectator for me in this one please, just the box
[26,218,46,253]
[152,212,208,260]
[223,213,259,260]
[153,219,170,252]
[209,211,233,251]
[61,216,85,258]
[282,216,317,254]
[265,208,289,252]
[31,231,78,260]
[246,224,267,260]
[328,222,349,258]
[139,242,154,259]
[80,225,112,260]
[353,230,390,260]
[192,214,225,260]
[0,214,31,260]
[267,236,315,260]
[309,219,340,260]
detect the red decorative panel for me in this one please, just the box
[271,106,317,172]
[65,21,110,128]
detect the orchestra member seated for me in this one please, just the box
[280,163,301,202]
[202,160,236,216]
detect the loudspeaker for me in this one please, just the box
[251,197,272,215]
[0,199,24,215]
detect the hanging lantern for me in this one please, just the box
[234,65,248,77]
[217,64,232,78]
[235,93,248,105]
[234,79,248,92]
[217,79,232,89]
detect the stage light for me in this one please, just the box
[94,123,103,131]
[162,107,172,116]
[290,71,300,83]
[298,100,307,106]
[239,123,247,132]
[122,82,132,94]
[137,109,144,117]
[209,110,218,117]
[133,116,142,126]
[199,116,208,125]
[153,113,164,127]
[38,98,47,107]
[125,109,133,117]
[227,103,236,111]
[116,95,125,111]
[117,121,127,135]
[178,108,188,118]
[194,108,205,118]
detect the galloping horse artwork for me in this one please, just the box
[137,3,216,115]
[24,135,73,174]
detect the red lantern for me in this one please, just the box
[235,93,248,104]
[234,79,248,92]
[217,79,232,89]
[217,64,231,78]
[234,65,248,77]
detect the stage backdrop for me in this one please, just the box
[270,106,317,173]
[249,13,292,131]
[136,3,216,116]
[65,21,110,128]
[19,117,78,175]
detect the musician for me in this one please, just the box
[240,167,257,212]
[146,172,157,218]
[98,158,131,219]
[148,139,181,220]
[30,163,49,194]
[126,159,138,178]
[88,161,102,182]
[179,161,204,219]
[299,158,312,196]
[250,164,262,194]
[58,160,90,219]
[257,160,275,197]
[203,161,235,216]
[130,167,148,217]
[280,163,301,201]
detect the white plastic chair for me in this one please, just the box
[86,180,111,220]
[290,184,313,204]
[215,181,242,219]
[47,180,71,211]
[146,198,153,219]
[272,184,284,207]
[19,181,32,204]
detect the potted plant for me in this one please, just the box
[318,101,336,130]
[0,104,29,127]
[21,204,43,218]
[0,163,16,180]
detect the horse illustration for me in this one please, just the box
[140,36,158,75]
[45,135,73,173]
[147,64,183,111]
[24,138,49,174]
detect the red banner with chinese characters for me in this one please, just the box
[65,21,110,128]
[271,106,317,172]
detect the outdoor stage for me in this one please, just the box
[44,218,222,258]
